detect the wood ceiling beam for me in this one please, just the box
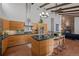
[51,9,79,13]
[40,3,50,8]
[61,5,79,10]
[59,13,79,17]
[51,5,79,12]
[58,12,79,14]
[46,3,71,10]
[64,9,79,12]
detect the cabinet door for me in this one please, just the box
[2,38,8,54]
[8,36,17,47]
[24,35,32,43]
[32,39,40,56]
[8,35,26,47]
[16,22,24,30]
[3,20,9,30]
[9,21,24,30]
[40,40,49,55]
[15,35,25,45]
[9,21,16,30]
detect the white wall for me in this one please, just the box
[54,14,61,33]
[74,17,79,34]
[1,3,26,22]
[0,3,6,17]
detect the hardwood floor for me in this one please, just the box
[4,43,32,56]
[3,39,79,56]
[57,39,79,56]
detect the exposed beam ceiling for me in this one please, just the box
[39,3,79,16]
[46,3,71,10]
[40,3,49,8]
[51,5,79,12]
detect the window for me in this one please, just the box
[56,24,59,32]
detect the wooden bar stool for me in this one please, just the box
[52,38,60,55]
[52,36,65,56]
[59,36,65,49]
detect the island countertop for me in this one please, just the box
[2,33,64,41]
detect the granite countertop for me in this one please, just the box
[1,32,64,41]
[32,33,65,41]
[32,34,61,41]
[2,33,33,40]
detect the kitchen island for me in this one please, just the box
[32,34,65,56]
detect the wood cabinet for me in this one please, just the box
[32,39,54,56]
[2,35,33,55]
[32,23,38,34]
[2,37,9,54]
[32,23,48,34]
[0,17,24,31]
[3,20,10,30]
[0,17,9,31]
[2,35,32,49]
[44,24,48,34]
[24,35,33,43]
[9,21,24,30]
[0,18,9,31]
[8,35,25,47]
[0,32,2,35]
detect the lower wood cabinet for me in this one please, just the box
[2,37,9,54]
[8,35,32,47]
[7,35,24,47]
[32,39,54,56]
[2,35,33,55]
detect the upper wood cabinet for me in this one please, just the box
[32,23,48,34]
[0,17,10,31]
[0,17,24,31]
[3,20,10,30]
[9,21,24,30]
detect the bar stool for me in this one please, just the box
[52,36,65,56]
[59,36,65,49]
[52,38,60,55]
